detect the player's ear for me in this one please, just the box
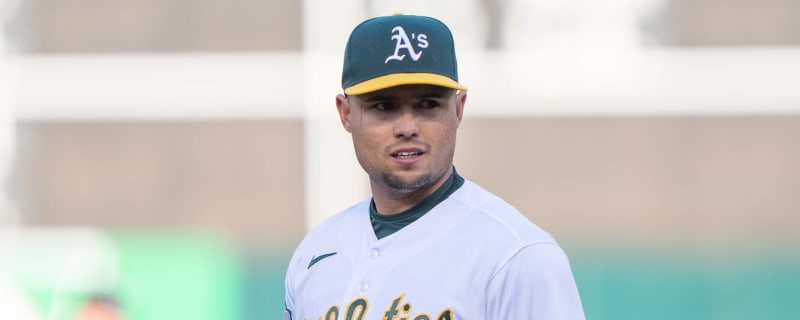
[455,91,466,123]
[336,94,352,132]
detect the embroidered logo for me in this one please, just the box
[307,252,337,269]
[385,26,428,63]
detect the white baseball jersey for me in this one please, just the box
[284,179,585,320]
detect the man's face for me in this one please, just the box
[336,84,466,196]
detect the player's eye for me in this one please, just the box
[418,99,441,109]
[371,101,395,111]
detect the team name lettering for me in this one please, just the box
[385,26,428,63]
[306,298,366,320]
[325,306,339,320]
[346,298,368,320]
[382,294,452,320]
[307,295,452,320]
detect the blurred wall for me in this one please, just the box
[15,121,306,247]
[457,116,800,244]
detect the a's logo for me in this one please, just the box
[385,26,429,63]
[308,252,337,269]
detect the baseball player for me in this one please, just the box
[285,14,584,320]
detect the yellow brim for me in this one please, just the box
[344,73,467,95]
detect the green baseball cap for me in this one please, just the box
[341,14,467,95]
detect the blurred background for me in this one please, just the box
[1,0,799,319]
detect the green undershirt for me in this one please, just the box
[370,167,465,239]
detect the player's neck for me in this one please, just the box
[371,167,453,216]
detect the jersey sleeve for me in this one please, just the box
[485,243,585,319]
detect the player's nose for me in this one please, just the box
[393,109,419,139]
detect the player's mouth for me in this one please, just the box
[390,147,426,165]
[394,151,423,158]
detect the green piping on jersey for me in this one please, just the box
[370,167,465,239]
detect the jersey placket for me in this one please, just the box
[343,225,383,305]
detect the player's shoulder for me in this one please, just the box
[450,179,556,245]
[286,197,370,274]
[296,197,370,247]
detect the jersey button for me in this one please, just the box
[359,282,369,292]
[369,248,379,259]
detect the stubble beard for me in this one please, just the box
[378,170,437,195]
[372,144,456,197]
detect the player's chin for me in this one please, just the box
[381,171,433,192]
